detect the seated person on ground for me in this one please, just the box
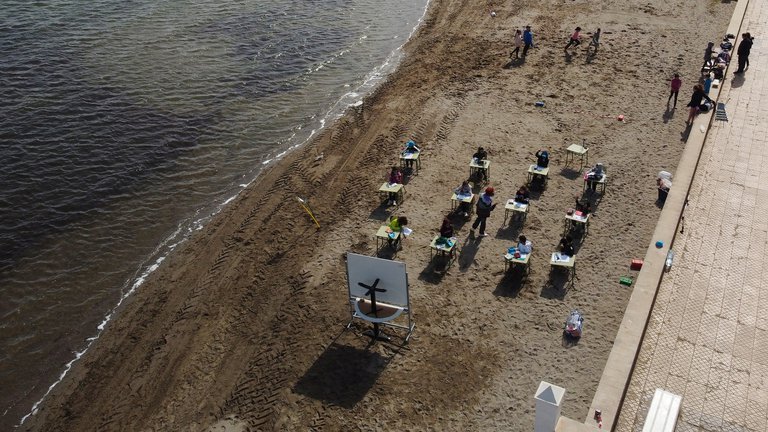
[454,180,473,217]
[402,140,420,169]
[657,176,672,203]
[386,166,403,205]
[514,185,530,204]
[387,216,409,247]
[517,235,532,254]
[558,235,575,257]
[439,217,454,239]
[535,149,550,168]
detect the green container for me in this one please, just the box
[619,277,633,286]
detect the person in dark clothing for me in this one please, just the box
[472,187,497,237]
[439,217,454,238]
[734,32,754,74]
[535,149,550,168]
[472,147,489,181]
[686,84,715,124]
[522,26,534,57]
[558,235,575,257]
[514,185,530,204]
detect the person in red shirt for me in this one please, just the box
[668,73,682,107]
[564,27,582,50]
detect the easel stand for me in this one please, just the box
[345,253,415,343]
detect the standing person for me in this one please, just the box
[564,27,582,50]
[588,28,601,51]
[734,32,754,74]
[685,84,715,124]
[472,187,497,237]
[522,25,534,57]
[510,29,523,59]
[668,73,682,107]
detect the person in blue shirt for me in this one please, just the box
[401,140,420,170]
[523,26,535,57]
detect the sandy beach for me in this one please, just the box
[23,0,735,430]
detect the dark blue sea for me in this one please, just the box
[0,0,429,426]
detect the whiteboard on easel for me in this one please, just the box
[346,253,408,307]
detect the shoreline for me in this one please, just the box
[23,0,736,430]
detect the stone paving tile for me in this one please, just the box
[618,0,768,428]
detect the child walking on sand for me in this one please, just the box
[668,73,682,107]
[510,29,523,59]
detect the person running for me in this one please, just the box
[522,26,535,57]
[668,73,682,107]
[510,29,523,59]
[734,32,754,74]
[472,187,497,237]
[564,27,582,50]
[685,84,715,124]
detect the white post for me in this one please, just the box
[534,381,566,432]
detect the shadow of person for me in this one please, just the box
[731,73,745,88]
[564,50,574,64]
[503,57,525,69]
[585,47,598,63]
[662,105,675,124]
[458,232,483,272]
[680,121,693,142]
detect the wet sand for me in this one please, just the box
[24,0,735,430]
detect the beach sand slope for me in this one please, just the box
[24,0,734,430]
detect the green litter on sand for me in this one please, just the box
[619,276,633,286]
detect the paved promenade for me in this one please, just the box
[616,0,768,430]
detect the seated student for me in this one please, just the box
[517,235,532,254]
[454,180,473,218]
[514,185,530,204]
[558,235,575,257]
[439,217,454,239]
[574,196,592,215]
[657,176,672,204]
[584,163,605,192]
[387,166,403,206]
[472,147,489,181]
[472,146,488,161]
[557,235,574,256]
[387,216,409,247]
[535,149,550,168]
[402,140,420,169]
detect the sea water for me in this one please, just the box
[0,0,429,426]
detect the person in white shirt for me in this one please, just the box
[517,235,532,254]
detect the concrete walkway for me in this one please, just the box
[616,0,768,430]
